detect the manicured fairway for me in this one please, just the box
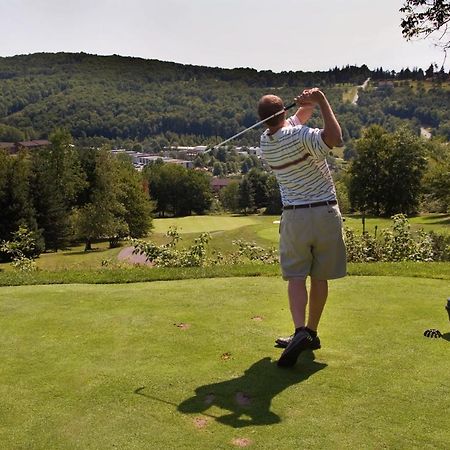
[152,215,262,234]
[1,277,449,449]
[257,214,450,245]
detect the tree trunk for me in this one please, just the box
[85,239,92,251]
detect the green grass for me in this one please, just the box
[0,262,449,287]
[257,213,449,245]
[35,241,123,271]
[152,215,261,234]
[0,213,448,273]
[1,276,449,449]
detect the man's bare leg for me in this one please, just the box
[307,278,328,332]
[288,279,308,329]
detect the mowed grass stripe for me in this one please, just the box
[152,215,262,234]
[0,277,449,449]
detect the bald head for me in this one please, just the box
[258,94,285,127]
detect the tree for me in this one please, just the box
[31,130,86,251]
[74,147,128,250]
[145,163,212,217]
[246,168,269,209]
[265,175,282,215]
[213,161,224,176]
[400,1,450,53]
[421,140,450,211]
[349,126,390,215]
[349,126,427,216]
[0,150,43,261]
[0,124,25,142]
[114,155,153,238]
[382,127,427,215]
[219,181,240,212]
[185,170,213,215]
[238,177,255,213]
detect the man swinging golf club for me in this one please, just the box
[257,88,347,367]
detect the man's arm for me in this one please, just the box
[294,105,315,124]
[296,88,343,148]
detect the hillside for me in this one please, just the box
[0,53,449,150]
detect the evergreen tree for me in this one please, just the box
[0,150,43,260]
[265,175,282,215]
[31,130,86,251]
[244,168,269,209]
[238,177,255,213]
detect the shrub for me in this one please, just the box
[131,227,279,268]
[0,225,40,271]
[131,227,211,268]
[428,231,450,261]
[345,214,440,262]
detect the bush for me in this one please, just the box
[131,227,279,268]
[131,227,211,268]
[428,231,450,261]
[0,225,40,271]
[345,214,445,262]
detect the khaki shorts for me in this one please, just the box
[279,204,347,280]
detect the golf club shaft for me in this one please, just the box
[209,101,297,151]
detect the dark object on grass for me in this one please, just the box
[423,329,442,338]
[446,298,450,322]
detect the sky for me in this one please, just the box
[1,0,448,73]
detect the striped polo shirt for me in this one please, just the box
[260,116,336,206]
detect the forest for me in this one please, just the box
[0,52,449,150]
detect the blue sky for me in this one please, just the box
[1,0,447,72]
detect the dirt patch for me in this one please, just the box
[251,316,263,321]
[232,438,252,447]
[221,352,232,361]
[235,392,251,407]
[193,417,208,429]
[174,323,190,330]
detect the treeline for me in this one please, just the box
[371,64,448,81]
[2,52,449,150]
[0,130,152,260]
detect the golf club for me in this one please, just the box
[206,101,297,152]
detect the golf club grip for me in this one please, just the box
[284,102,297,111]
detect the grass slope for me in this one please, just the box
[0,213,447,273]
[1,277,449,449]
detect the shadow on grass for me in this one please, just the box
[442,332,450,342]
[175,351,326,428]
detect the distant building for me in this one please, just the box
[0,142,15,152]
[0,140,51,154]
[211,178,234,193]
[236,146,261,156]
[111,149,194,170]
[163,145,208,159]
